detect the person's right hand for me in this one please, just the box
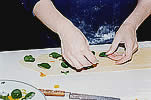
[59,23,97,69]
[106,22,138,64]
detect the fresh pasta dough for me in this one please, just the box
[20,48,151,76]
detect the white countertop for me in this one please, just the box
[0,41,151,100]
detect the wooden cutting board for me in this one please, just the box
[20,48,151,76]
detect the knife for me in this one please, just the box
[39,89,120,100]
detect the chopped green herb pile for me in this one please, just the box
[38,63,51,69]
[24,55,35,62]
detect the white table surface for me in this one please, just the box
[0,41,151,100]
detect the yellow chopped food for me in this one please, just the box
[40,72,46,77]
[8,96,19,100]
[54,85,60,88]
[21,89,27,94]
[21,89,26,92]
[22,92,27,95]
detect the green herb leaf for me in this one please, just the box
[25,92,35,99]
[24,55,35,62]
[0,95,9,100]
[91,51,95,55]
[11,89,22,99]
[99,52,107,57]
[61,71,69,75]
[61,62,69,68]
[49,52,62,59]
[38,63,51,69]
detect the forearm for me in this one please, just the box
[123,0,151,30]
[33,0,74,36]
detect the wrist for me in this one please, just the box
[122,21,137,31]
[56,18,75,36]
[56,18,80,40]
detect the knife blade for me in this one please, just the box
[69,93,120,100]
[39,89,120,100]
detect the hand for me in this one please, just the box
[106,23,138,64]
[59,24,97,69]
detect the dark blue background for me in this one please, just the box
[0,0,151,51]
[20,0,137,45]
[53,0,137,44]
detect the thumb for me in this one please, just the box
[106,40,120,55]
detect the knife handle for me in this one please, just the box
[39,89,65,96]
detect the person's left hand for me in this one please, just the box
[106,23,138,64]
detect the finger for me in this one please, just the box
[115,43,133,64]
[69,55,83,69]
[108,52,124,61]
[106,39,120,55]
[115,54,131,65]
[63,55,75,67]
[84,50,97,64]
[75,55,92,67]
[132,44,138,54]
[115,43,138,64]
